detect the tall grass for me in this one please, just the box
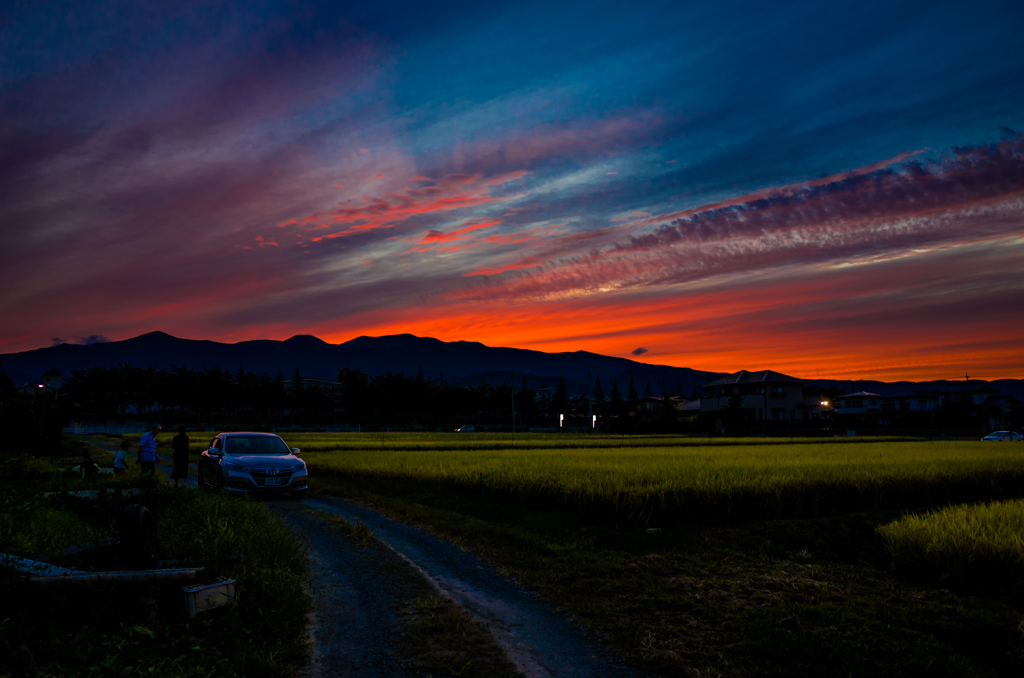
[297,438,1024,525]
[878,499,1024,597]
[0,487,309,677]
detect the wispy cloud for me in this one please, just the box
[450,133,1024,301]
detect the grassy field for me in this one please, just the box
[281,434,1024,526]
[878,498,1024,597]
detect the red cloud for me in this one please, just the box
[279,173,524,243]
[419,220,501,244]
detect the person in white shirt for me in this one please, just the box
[113,440,131,476]
[138,424,161,475]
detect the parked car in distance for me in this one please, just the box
[199,432,308,498]
[981,431,1023,441]
[455,425,475,432]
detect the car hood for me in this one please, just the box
[226,454,302,469]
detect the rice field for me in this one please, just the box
[126,431,1022,524]
[878,499,1024,596]
[279,434,1024,525]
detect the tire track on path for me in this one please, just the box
[272,503,424,678]
[301,493,639,678]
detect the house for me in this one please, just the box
[281,378,342,394]
[16,368,63,396]
[933,383,1000,407]
[879,391,939,413]
[977,394,1021,430]
[637,395,694,412]
[700,370,805,420]
[834,391,882,415]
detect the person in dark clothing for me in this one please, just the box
[81,452,100,482]
[171,425,190,487]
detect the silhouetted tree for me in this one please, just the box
[553,375,569,414]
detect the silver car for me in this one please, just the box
[199,432,308,498]
[981,430,1023,441]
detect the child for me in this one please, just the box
[113,440,131,476]
[81,452,100,482]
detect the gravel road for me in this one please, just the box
[271,502,430,678]
[301,494,638,678]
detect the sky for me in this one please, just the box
[1,0,1023,380]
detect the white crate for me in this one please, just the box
[181,578,236,619]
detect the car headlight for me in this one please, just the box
[224,463,248,472]
[293,463,307,473]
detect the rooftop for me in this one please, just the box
[704,370,803,388]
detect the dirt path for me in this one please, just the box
[301,494,638,678]
[272,503,427,677]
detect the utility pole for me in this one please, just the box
[510,371,516,447]
[588,373,592,434]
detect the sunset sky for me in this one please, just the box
[2,0,1022,380]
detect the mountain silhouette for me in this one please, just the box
[3,332,1021,398]
[0,332,723,395]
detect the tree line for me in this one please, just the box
[59,362,691,422]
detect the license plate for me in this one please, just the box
[264,477,282,486]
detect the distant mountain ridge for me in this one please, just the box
[0,332,724,396]
[2,331,1021,399]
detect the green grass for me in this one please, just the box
[0,483,310,677]
[878,499,1024,597]
[313,472,1024,678]
[293,437,1024,526]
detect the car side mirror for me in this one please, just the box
[209,448,223,457]
[291,448,301,455]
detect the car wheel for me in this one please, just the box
[289,490,306,500]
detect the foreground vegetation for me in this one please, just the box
[879,499,1024,598]
[0,453,309,678]
[314,473,1024,677]
[286,433,1024,677]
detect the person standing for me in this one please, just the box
[113,440,131,476]
[138,424,161,475]
[171,425,190,488]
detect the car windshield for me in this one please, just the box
[224,436,291,455]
